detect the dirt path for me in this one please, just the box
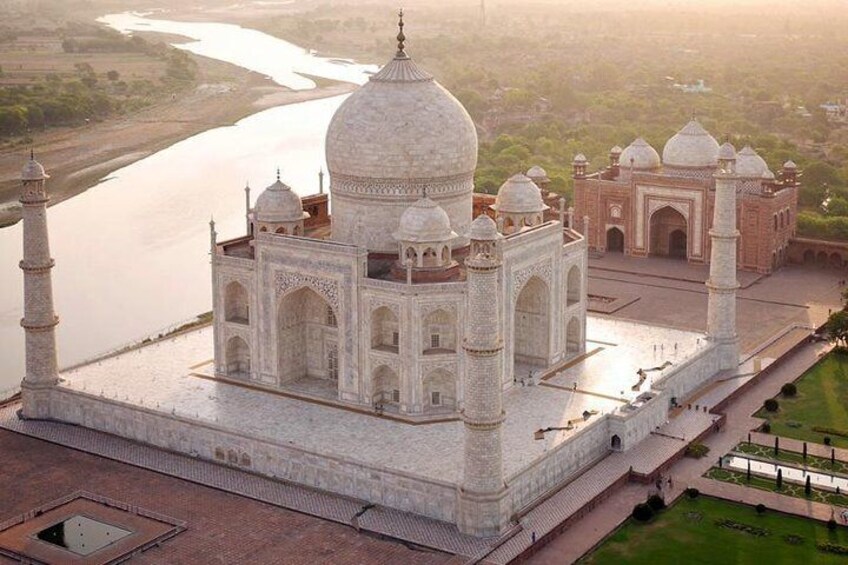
[0,55,355,226]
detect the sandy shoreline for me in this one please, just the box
[0,55,355,227]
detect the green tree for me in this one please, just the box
[826,310,848,347]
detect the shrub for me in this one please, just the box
[764,398,780,412]
[647,494,666,512]
[686,487,700,499]
[756,503,767,514]
[762,422,772,433]
[825,436,832,446]
[781,382,797,396]
[828,519,838,531]
[818,542,848,555]
[714,518,770,536]
[632,502,654,522]
[685,443,710,459]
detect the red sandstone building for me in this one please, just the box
[572,120,799,273]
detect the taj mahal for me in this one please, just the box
[16,15,745,539]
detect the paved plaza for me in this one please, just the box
[588,255,843,350]
[58,317,703,487]
[0,429,456,565]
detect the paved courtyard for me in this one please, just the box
[59,317,704,486]
[0,429,454,565]
[588,255,843,351]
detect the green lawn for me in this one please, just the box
[581,496,848,564]
[756,352,848,449]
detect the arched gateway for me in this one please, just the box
[650,206,688,259]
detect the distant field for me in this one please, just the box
[0,36,167,87]
[756,352,848,449]
[581,496,848,564]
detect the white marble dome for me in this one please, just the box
[22,157,47,181]
[493,174,548,214]
[468,214,499,241]
[662,120,720,168]
[526,165,549,184]
[254,177,308,223]
[735,146,771,178]
[394,196,457,243]
[326,36,477,252]
[619,138,661,170]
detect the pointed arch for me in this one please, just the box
[423,308,457,353]
[514,275,550,368]
[606,226,624,253]
[423,368,457,410]
[225,281,249,324]
[567,265,581,306]
[371,306,399,352]
[566,317,581,353]
[649,206,688,259]
[372,365,400,405]
[226,336,250,377]
[277,287,338,383]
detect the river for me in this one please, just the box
[0,13,376,396]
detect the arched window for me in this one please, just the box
[371,306,399,352]
[567,266,581,306]
[423,369,457,410]
[225,281,249,324]
[405,247,417,266]
[422,247,438,267]
[276,227,287,234]
[423,309,457,353]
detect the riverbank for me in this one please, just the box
[0,54,355,227]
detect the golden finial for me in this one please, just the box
[397,8,406,54]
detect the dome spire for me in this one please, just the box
[396,8,406,56]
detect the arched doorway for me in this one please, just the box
[514,276,550,369]
[566,317,581,354]
[803,249,815,264]
[606,227,624,253]
[650,206,688,259]
[372,365,400,406]
[277,287,338,384]
[226,337,250,377]
[611,435,622,450]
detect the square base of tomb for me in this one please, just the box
[0,492,185,565]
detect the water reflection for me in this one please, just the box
[0,13,374,393]
[725,454,848,492]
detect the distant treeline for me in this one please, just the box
[0,54,195,137]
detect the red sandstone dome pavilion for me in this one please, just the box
[572,119,800,274]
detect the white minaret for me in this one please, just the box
[706,143,740,370]
[19,152,59,419]
[458,214,509,537]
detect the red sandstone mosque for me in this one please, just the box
[571,120,799,273]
